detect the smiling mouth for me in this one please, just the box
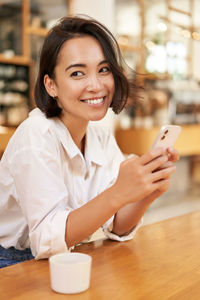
[81,97,104,104]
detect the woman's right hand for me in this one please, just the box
[112,147,176,208]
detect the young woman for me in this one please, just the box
[0,16,179,268]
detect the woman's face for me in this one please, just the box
[44,36,115,128]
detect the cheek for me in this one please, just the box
[58,80,84,99]
[70,84,86,101]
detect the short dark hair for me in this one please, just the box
[34,15,138,118]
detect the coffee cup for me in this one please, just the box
[49,252,92,294]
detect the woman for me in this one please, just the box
[0,16,178,268]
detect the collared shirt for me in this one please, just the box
[0,108,140,259]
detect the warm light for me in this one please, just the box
[192,32,200,41]
[182,29,191,39]
[118,36,129,45]
[145,40,155,50]
[157,22,168,32]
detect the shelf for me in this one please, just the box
[0,54,32,66]
[159,15,197,32]
[119,44,141,52]
[168,5,192,17]
[27,26,48,37]
[142,73,170,81]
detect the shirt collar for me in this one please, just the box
[29,109,105,165]
[54,118,80,159]
[54,119,105,166]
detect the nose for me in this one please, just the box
[86,74,103,92]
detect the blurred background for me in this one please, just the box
[0,0,200,225]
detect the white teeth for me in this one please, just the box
[84,98,104,104]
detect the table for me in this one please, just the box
[1,211,200,300]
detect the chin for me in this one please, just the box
[90,114,107,122]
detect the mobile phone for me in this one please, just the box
[151,125,182,150]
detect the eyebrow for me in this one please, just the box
[65,60,108,71]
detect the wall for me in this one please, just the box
[70,0,115,32]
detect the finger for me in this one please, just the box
[151,165,176,182]
[154,161,173,171]
[154,178,170,192]
[145,154,169,173]
[139,147,166,165]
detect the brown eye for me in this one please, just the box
[161,135,165,140]
[164,130,168,134]
[71,71,84,77]
[99,66,110,73]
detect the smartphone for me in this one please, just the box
[151,125,182,150]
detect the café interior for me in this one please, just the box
[0,0,199,226]
[1,0,200,298]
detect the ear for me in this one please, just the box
[43,74,57,98]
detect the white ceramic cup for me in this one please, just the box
[49,252,92,294]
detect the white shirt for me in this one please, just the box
[0,108,140,259]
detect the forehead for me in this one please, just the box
[57,36,106,65]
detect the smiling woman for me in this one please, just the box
[0,16,179,268]
[43,35,115,132]
[35,16,136,118]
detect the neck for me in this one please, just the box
[59,114,88,154]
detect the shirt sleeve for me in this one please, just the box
[10,148,71,259]
[102,217,143,242]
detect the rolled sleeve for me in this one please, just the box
[102,217,143,242]
[31,210,70,259]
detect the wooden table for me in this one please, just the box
[1,211,200,300]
